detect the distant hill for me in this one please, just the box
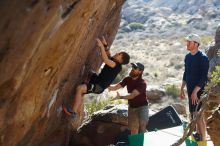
[120,0,220,37]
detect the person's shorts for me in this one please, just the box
[85,73,105,94]
[188,90,203,113]
[86,83,105,94]
[128,105,149,130]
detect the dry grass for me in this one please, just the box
[111,35,186,86]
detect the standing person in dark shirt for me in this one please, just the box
[63,37,130,120]
[180,34,209,141]
[109,62,149,135]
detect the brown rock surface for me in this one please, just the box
[206,25,220,72]
[206,85,220,146]
[206,24,220,145]
[69,104,158,146]
[207,108,220,146]
[0,0,125,145]
[171,103,187,116]
[69,104,129,146]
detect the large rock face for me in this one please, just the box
[206,25,220,145]
[0,0,125,145]
[207,107,220,146]
[207,85,220,146]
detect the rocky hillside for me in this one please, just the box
[110,0,220,86]
[122,0,220,37]
[0,0,125,145]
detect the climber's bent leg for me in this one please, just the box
[72,84,87,113]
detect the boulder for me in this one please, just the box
[171,103,187,116]
[207,108,220,146]
[207,25,220,72]
[206,24,220,146]
[146,85,166,101]
[69,104,129,146]
[0,0,125,145]
[68,104,165,146]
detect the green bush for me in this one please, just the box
[205,50,220,95]
[85,98,108,116]
[218,49,220,57]
[165,84,180,99]
[120,26,132,33]
[128,22,145,31]
[174,64,183,70]
[85,98,127,117]
[201,36,213,45]
[154,72,158,78]
[205,66,220,92]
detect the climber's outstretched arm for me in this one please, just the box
[96,38,116,68]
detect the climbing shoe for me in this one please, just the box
[62,105,77,120]
[192,132,202,141]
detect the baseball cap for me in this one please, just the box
[131,62,144,71]
[185,34,201,45]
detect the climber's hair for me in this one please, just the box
[121,52,130,65]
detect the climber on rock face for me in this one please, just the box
[63,36,130,120]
